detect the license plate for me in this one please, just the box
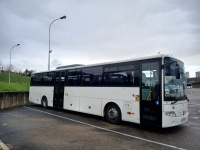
[181,117,186,122]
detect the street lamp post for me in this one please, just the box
[9,44,20,83]
[48,15,66,70]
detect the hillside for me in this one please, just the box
[0,72,30,92]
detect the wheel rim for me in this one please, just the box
[108,107,118,119]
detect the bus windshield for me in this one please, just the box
[164,57,187,101]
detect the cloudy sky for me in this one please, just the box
[0,0,199,77]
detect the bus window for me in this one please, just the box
[30,74,35,86]
[33,73,42,86]
[67,70,81,86]
[43,72,54,86]
[82,67,102,86]
[103,63,139,87]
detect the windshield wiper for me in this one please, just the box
[171,96,188,104]
[171,100,178,104]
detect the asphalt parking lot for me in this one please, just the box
[0,88,200,150]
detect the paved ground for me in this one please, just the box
[0,88,200,150]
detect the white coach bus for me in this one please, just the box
[29,55,189,128]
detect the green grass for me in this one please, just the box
[0,81,29,92]
[0,72,30,83]
[0,72,30,92]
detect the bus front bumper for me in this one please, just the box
[162,112,188,128]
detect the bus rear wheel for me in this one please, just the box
[105,104,121,124]
[42,97,48,109]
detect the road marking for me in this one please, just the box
[189,123,200,125]
[25,107,186,150]
[188,105,196,107]
[0,140,9,150]
[191,117,199,119]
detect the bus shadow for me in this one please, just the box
[120,120,186,135]
[30,104,186,135]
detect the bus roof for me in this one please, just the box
[32,54,182,74]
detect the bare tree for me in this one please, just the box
[13,67,21,73]
[0,59,3,67]
[4,64,16,72]
[0,59,3,72]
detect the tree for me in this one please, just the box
[0,59,3,72]
[0,59,2,67]
[0,59,3,70]
[23,69,34,76]
[4,64,16,72]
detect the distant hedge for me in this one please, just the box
[192,82,200,88]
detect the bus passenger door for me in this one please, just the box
[53,71,66,108]
[140,61,162,127]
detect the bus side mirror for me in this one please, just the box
[175,67,180,79]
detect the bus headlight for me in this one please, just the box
[183,110,187,115]
[165,111,176,117]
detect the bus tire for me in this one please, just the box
[105,103,121,124]
[41,96,48,109]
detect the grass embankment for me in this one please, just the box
[0,72,30,92]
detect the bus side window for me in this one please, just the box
[49,72,55,86]
[32,73,41,86]
[30,74,35,86]
[133,70,140,86]
[67,70,81,86]
[42,73,48,86]
[82,67,102,86]
[100,73,107,86]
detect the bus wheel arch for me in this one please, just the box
[104,102,122,124]
[41,96,48,108]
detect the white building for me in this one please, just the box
[186,72,189,78]
[196,71,200,78]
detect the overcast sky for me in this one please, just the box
[0,0,199,77]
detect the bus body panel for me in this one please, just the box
[163,101,188,112]
[162,100,188,128]
[64,95,80,111]
[80,97,102,116]
[29,86,54,107]
[162,112,188,128]
[123,101,140,123]
[63,87,140,123]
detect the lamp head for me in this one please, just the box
[60,16,66,19]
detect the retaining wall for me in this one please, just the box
[0,92,29,110]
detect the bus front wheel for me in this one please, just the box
[41,97,48,109]
[105,104,121,124]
